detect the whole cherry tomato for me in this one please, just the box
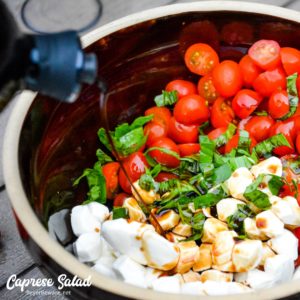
[280,47,300,76]
[211,97,235,128]
[232,89,263,119]
[144,106,171,128]
[102,162,120,199]
[155,172,178,182]
[268,90,290,119]
[165,79,197,99]
[144,121,167,146]
[178,143,201,157]
[225,133,257,153]
[244,116,275,142]
[174,94,209,126]
[184,43,219,76]
[113,193,129,207]
[197,74,219,104]
[248,40,281,70]
[239,55,262,87]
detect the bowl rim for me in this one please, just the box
[3,1,300,299]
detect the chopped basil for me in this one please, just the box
[139,173,158,192]
[268,175,284,196]
[151,164,162,178]
[237,130,251,153]
[154,90,178,107]
[96,148,113,165]
[112,207,129,219]
[212,163,232,184]
[255,111,268,116]
[199,121,210,135]
[213,123,236,148]
[145,146,180,160]
[289,157,300,175]
[199,135,216,163]
[228,156,255,170]
[194,185,227,209]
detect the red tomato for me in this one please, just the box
[168,117,199,144]
[102,162,120,199]
[268,90,289,119]
[211,97,235,128]
[113,193,129,207]
[239,55,262,87]
[297,76,300,94]
[148,137,180,168]
[197,74,219,104]
[244,116,275,142]
[225,133,257,153]
[184,43,219,76]
[173,94,210,126]
[144,121,167,146]
[238,116,251,130]
[145,107,171,128]
[178,143,201,157]
[221,21,254,45]
[248,40,281,70]
[294,228,300,251]
[155,172,178,182]
[118,152,149,194]
[165,79,197,99]
[232,89,263,119]
[207,127,227,140]
[280,47,300,76]
[253,67,286,97]
[212,60,243,97]
[296,133,300,155]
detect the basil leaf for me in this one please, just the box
[177,203,193,224]
[191,212,205,231]
[199,121,210,135]
[194,185,227,209]
[154,90,178,107]
[255,111,268,116]
[146,146,180,160]
[98,128,112,152]
[213,163,232,184]
[238,130,251,153]
[228,156,255,170]
[139,173,159,192]
[268,175,284,196]
[213,123,237,148]
[184,232,203,242]
[96,149,113,165]
[112,207,129,219]
[151,164,162,178]
[199,135,216,163]
[289,157,300,175]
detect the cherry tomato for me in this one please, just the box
[253,67,286,97]
[113,193,129,207]
[239,55,262,87]
[238,116,251,131]
[225,133,257,153]
[207,127,227,140]
[211,97,235,128]
[197,74,219,104]
[184,43,219,76]
[248,40,281,70]
[212,60,243,97]
[118,152,149,194]
[178,143,201,157]
[280,47,300,76]
[244,116,275,142]
[148,137,180,168]
[165,79,197,99]
[294,228,300,251]
[296,133,300,154]
[232,89,263,119]
[102,162,120,199]
[144,121,167,147]
[297,76,300,94]
[268,90,289,119]
[168,117,199,144]
[145,106,171,128]
[155,172,178,182]
[221,21,254,45]
[174,94,209,126]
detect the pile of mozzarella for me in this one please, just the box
[70,156,300,296]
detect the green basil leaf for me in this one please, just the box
[154,90,178,107]
[289,157,300,175]
[238,130,251,153]
[199,135,216,163]
[139,173,159,192]
[146,146,180,160]
[213,163,232,184]
[255,111,268,116]
[213,123,237,148]
[151,164,162,178]
[183,232,203,242]
[96,149,113,165]
[194,185,227,209]
[228,156,255,170]
[199,121,210,135]
[112,207,129,219]
[268,175,284,196]
[97,128,112,152]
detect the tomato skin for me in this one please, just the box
[248,40,281,70]
[155,172,178,182]
[178,143,201,157]
[244,116,275,142]
[294,228,300,251]
[145,107,171,128]
[232,89,263,119]
[118,152,149,194]
[197,74,219,104]
[174,94,210,126]
[148,137,180,168]
[239,55,262,87]
[207,127,227,140]
[225,134,257,153]
[296,133,300,155]
[165,79,197,99]
[212,60,243,97]
[280,47,300,76]
[268,90,290,119]
[102,162,120,199]
[144,121,167,146]
[184,43,219,76]
[113,193,129,207]
[253,67,286,97]
[211,97,235,128]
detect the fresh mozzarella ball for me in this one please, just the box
[250,156,282,178]
[202,281,252,295]
[264,255,295,284]
[216,198,245,222]
[131,180,160,205]
[165,232,186,243]
[150,209,180,231]
[152,274,183,294]
[86,202,110,223]
[172,222,192,237]
[181,282,205,295]
[123,197,146,223]
[267,229,298,260]
[141,229,179,271]
[259,243,276,266]
[92,261,117,279]
[71,205,101,237]
[200,270,233,283]
[244,217,268,240]
[173,241,198,274]
[232,239,263,272]
[202,218,228,243]
[293,267,300,280]
[182,270,202,283]
[94,255,116,268]
[202,207,213,218]
[112,255,147,288]
[193,243,212,272]
[144,268,163,288]
[99,236,115,258]
[255,210,284,238]
[226,167,254,200]
[73,232,102,262]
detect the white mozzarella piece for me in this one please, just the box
[200,270,233,283]
[131,181,160,205]
[173,222,192,237]
[99,236,115,258]
[144,268,163,288]
[152,274,182,294]
[174,241,198,274]
[267,229,298,260]
[123,197,146,223]
[244,217,267,240]
[255,210,284,238]
[226,167,254,200]
[150,209,180,231]
[94,255,116,268]
[92,261,117,279]
[259,243,276,266]
[86,202,109,223]
[165,232,186,243]
[203,281,252,295]
[181,282,205,295]
[193,243,212,272]
[250,156,282,178]
[202,218,228,243]
[182,271,202,283]
[272,197,300,226]
[216,198,245,222]
[293,267,300,280]
[74,232,102,262]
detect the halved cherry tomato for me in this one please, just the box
[225,133,257,153]
[296,133,300,154]
[248,40,281,70]
[155,172,178,182]
[148,137,180,168]
[184,43,219,76]
[268,90,289,119]
[211,97,235,128]
[168,117,199,144]
[294,228,300,252]
[101,162,120,200]
[280,47,300,76]
[144,107,171,128]
[232,89,263,119]
[244,116,275,142]
[113,193,129,207]
[212,60,243,97]
[221,21,254,45]
[118,152,149,194]
[144,121,167,147]
[178,143,201,157]
[174,94,209,126]
[197,74,219,104]
[165,79,197,99]
[239,55,262,87]
[207,127,227,153]
[253,67,286,97]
